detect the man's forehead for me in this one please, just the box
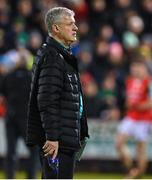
[62,15,75,22]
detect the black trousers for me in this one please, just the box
[39,148,76,179]
[5,118,38,179]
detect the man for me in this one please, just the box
[116,59,152,178]
[26,7,89,179]
[0,53,38,179]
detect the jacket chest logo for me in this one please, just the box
[67,73,78,82]
[67,74,72,82]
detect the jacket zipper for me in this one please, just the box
[76,73,89,138]
[74,73,81,148]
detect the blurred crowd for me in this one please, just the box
[0,0,152,120]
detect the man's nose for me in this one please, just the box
[74,24,78,31]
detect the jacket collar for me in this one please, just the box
[46,36,71,54]
[46,36,78,71]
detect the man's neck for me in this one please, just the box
[49,35,70,49]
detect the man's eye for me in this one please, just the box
[69,22,75,26]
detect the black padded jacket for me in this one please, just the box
[26,37,89,151]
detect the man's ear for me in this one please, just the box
[52,24,60,33]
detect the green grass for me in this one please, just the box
[0,170,152,179]
[74,172,123,179]
[74,172,152,179]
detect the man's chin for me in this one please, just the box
[70,38,77,44]
[67,38,77,46]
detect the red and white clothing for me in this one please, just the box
[126,77,152,121]
[118,77,152,141]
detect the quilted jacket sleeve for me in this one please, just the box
[37,53,64,141]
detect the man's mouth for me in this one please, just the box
[72,31,77,35]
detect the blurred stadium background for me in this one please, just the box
[0,0,152,179]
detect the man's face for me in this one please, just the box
[55,15,78,46]
[130,62,148,78]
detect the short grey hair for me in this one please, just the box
[45,7,75,35]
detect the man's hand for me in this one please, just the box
[43,140,59,159]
